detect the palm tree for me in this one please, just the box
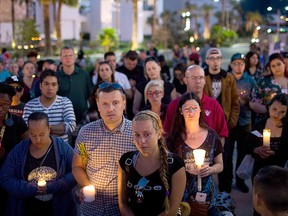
[245,11,264,38]
[11,0,16,48]
[54,0,78,50]
[202,4,213,39]
[131,0,138,50]
[152,0,158,37]
[42,0,52,56]
[185,2,199,40]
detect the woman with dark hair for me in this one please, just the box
[167,92,223,215]
[133,57,177,114]
[250,53,288,122]
[172,63,187,96]
[247,93,288,216]
[248,93,288,178]
[118,110,186,216]
[95,61,115,85]
[245,51,263,81]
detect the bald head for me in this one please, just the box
[183,65,206,98]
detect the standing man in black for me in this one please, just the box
[203,48,240,193]
[117,50,145,119]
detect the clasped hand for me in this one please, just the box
[254,146,275,159]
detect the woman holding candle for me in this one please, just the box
[0,112,76,216]
[167,92,223,215]
[118,110,186,216]
[247,93,288,181]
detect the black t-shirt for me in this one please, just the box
[23,144,57,216]
[209,73,222,104]
[119,151,185,216]
[9,103,25,117]
[0,113,28,167]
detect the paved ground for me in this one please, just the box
[230,145,254,216]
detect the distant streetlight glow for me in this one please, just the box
[256,26,261,30]
[267,29,272,33]
[285,6,288,10]
[267,6,272,11]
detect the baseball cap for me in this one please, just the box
[189,52,200,62]
[5,76,24,87]
[206,48,222,59]
[231,53,245,62]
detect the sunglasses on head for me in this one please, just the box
[99,82,122,90]
[13,86,23,92]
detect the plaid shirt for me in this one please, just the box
[75,117,136,216]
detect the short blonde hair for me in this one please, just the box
[144,80,164,104]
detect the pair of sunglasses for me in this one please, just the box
[13,86,23,93]
[99,82,122,90]
[135,177,149,204]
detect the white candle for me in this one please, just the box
[83,185,96,202]
[37,179,46,187]
[193,149,206,191]
[263,129,271,147]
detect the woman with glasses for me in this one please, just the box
[118,110,186,216]
[0,82,29,215]
[167,92,223,216]
[133,57,177,115]
[250,53,288,123]
[21,61,38,103]
[143,80,167,124]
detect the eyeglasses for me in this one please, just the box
[0,104,10,111]
[185,76,205,80]
[147,90,162,97]
[13,86,23,92]
[135,177,149,204]
[99,82,122,90]
[207,56,222,62]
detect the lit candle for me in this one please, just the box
[37,179,46,187]
[83,185,96,202]
[193,149,206,191]
[263,129,271,147]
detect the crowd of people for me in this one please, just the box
[0,44,287,216]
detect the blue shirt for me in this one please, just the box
[234,72,256,126]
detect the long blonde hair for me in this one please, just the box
[133,110,170,213]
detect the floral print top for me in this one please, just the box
[251,75,282,105]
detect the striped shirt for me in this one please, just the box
[23,95,76,142]
[75,118,136,216]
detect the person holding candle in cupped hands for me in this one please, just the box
[166,92,223,216]
[0,112,76,216]
[247,93,288,181]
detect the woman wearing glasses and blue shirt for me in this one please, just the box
[118,110,186,216]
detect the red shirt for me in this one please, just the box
[164,93,228,138]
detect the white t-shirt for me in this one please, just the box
[92,71,131,90]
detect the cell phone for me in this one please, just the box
[195,192,207,202]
